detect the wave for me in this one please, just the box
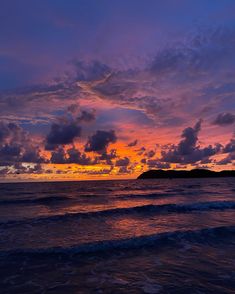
[118,192,172,199]
[1,225,234,256]
[1,200,235,226]
[118,190,202,200]
[0,195,72,205]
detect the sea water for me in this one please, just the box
[0,178,235,293]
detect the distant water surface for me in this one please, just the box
[0,178,235,293]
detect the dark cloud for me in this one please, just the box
[0,145,45,166]
[137,147,146,156]
[127,139,138,147]
[140,150,156,165]
[67,104,96,123]
[0,121,45,166]
[218,152,235,165]
[115,157,130,167]
[161,120,222,164]
[218,138,235,165]
[146,150,155,158]
[0,122,13,142]
[50,148,67,164]
[223,138,235,153]
[0,144,21,157]
[0,122,27,144]
[98,149,117,165]
[21,147,47,164]
[50,147,95,165]
[67,103,79,115]
[150,27,235,78]
[67,147,95,165]
[67,103,79,114]
[85,130,117,153]
[0,144,22,166]
[213,112,235,126]
[118,166,130,174]
[178,120,202,154]
[200,157,213,164]
[141,158,146,164]
[45,106,95,151]
[45,122,81,150]
[77,110,96,123]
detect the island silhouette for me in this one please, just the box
[137,169,235,179]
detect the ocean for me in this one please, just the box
[0,178,235,293]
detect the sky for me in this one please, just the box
[0,0,235,181]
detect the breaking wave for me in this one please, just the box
[1,225,234,256]
[1,200,235,226]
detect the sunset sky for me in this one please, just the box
[0,0,234,181]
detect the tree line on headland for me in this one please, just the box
[138,169,235,179]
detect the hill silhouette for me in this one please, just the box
[137,169,235,179]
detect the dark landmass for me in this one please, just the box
[137,169,235,179]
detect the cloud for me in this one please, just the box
[50,147,67,164]
[146,150,155,158]
[0,121,27,144]
[0,167,9,175]
[66,147,95,165]
[77,110,96,123]
[1,26,235,136]
[0,144,22,166]
[0,121,45,166]
[115,157,130,167]
[1,27,235,128]
[1,25,235,177]
[213,112,235,126]
[137,147,146,155]
[85,168,113,175]
[161,120,222,164]
[85,130,117,153]
[10,163,45,175]
[217,153,235,165]
[177,120,202,155]
[218,138,235,165]
[72,60,111,82]
[223,138,235,153]
[150,27,235,78]
[50,146,95,165]
[0,80,81,121]
[140,150,156,164]
[45,122,81,150]
[21,148,46,164]
[118,166,130,174]
[146,159,170,169]
[127,139,138,147]
[67,103,80,114]
[82,27,235,125]
[98,149,117,165]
